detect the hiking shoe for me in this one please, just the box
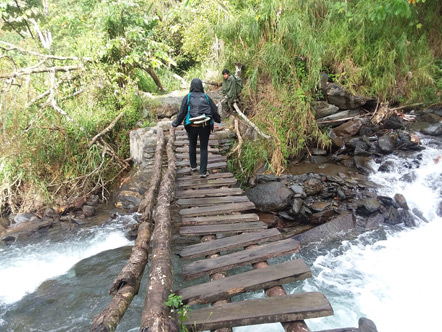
[191,167,198,172]
[200,172,208,178]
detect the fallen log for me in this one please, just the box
[90,129,166,332]
[140,128,178,332]
[233,102,271,139]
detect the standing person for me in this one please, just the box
[222,69,239,113]
[172,78,221,178]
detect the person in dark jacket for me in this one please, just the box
[172,78,221,178]
[222,68,239,113]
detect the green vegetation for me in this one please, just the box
[165,293,190,332]
[1,0,440,212]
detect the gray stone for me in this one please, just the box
[309,209,335,224]
[294,213,355,245]
[421,123,442,136]
[377,135,396,154]
[383,115,403,129]
[328,128,345,147]
[394,193,409,210]
[245,182,293,212]
[354,156,375,174]
[290,184,305,197]
[86,195,99,206]
[384,207,401,225]
[256,174,279,183]
[333,119,364,137]
[156,104,179,118]
[278,211,296,221]
[325,83,366,110]
[437,201,442,217]
[359,317,378,332]
[310,201,332,212]
[82,205,95,217]
[311,148,328,156]
[412,208,428,223]
[313,101,339,119]
[357,198,381,215]
[399,208,416,227]
[421,113,442,123]
[399,171,417,183]
[292,199,304,214]
[13,213,36,225]
[303,178,323,196]
[317,110,361,127]
[310,156,329,164]
[365,213,384,229]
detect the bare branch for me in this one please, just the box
[233,102,271,139]
[0,41,92,61]
[88,110,125,148]
[0,64,84,79]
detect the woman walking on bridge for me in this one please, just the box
[172,78,221,178]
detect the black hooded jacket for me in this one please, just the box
[172,78,221,129]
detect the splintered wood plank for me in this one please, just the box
[177,172,233,182]
[177,162,228,175]
[176,155,227,167]
[181,213,259,225]
[178,259,311,303]
[184,292,333,330]
[179,222,267,237]
[176,196,250,208]
[179,228,282,259]
[175,146,219,153]
[175,139,219,146]
[179,202,255,217]
[176,177,237,189]
[182,238,301,279]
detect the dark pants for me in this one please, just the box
[185,125,211,174]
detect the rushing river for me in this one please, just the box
[1,135,441,332]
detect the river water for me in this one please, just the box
[1,136,441,332]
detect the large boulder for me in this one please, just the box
[325,83,366,110]
[377,135,396,154]
[421,123,442,136]
[359,317,378,332]
[245,182,293,211]
[303,178,323,196]
[333,119,364,137]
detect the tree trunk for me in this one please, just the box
[140,128,178,332]
[145,66,165,92]
[91,130,166,332]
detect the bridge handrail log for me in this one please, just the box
[91,128,166,332]
[140,128,179,332]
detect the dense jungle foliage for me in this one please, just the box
[0,0,440,213]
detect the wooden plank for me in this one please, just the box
[184,292,333,330]
[176,195,250,208]
[176,177,237,189]
[176,187,243,199]
[179,228,282,259]
[182,238,301,279]
[175,139,219,146]
[179,202,255,217]
[175,153,218,160]
[181,213,259,225]
[177,162,228,175]
[175,146,219,153]
[177,172,233,182]
[178,259,311,303]
[180,222,267,237]
[176,155,226,167]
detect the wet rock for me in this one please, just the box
[347,138,369,151]
[309,209,334,224]
[333,119,364,137]
[365,213,384,229]
[303,178,323,196]
[310,156,329,164]
[357,198,381,215]
[359,317,378,332]
[399,209,416,227]
[325,83,366,110]
[293,213,355,245]
[437,201,442,217]
[377,135,396,154]
[82,205,95,217]
[313,101,340,119]
[384,206,401,225]
[378,160,395,173]
[394,193,409,210]
[336,188,346,200]
[377,196,394,206]
[2,235,16,244]
[354,156,375,174]
[421,113,442,123]
[328,128,345,147]
[245,182,293,212]
[290,184,306,198]
[359,124,378,137]
[421,123,442,136]
[412,208,428,223]
[256,174,279,183]
[13,213,36,225]
[292,199,304,214]
[399,171,416,183]
[383,115,403,129]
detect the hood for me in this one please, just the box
[189,78,204,93]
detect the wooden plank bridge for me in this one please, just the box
[91,126,334,332]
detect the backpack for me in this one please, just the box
[234,75,243,94]
[186,92,212,125]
